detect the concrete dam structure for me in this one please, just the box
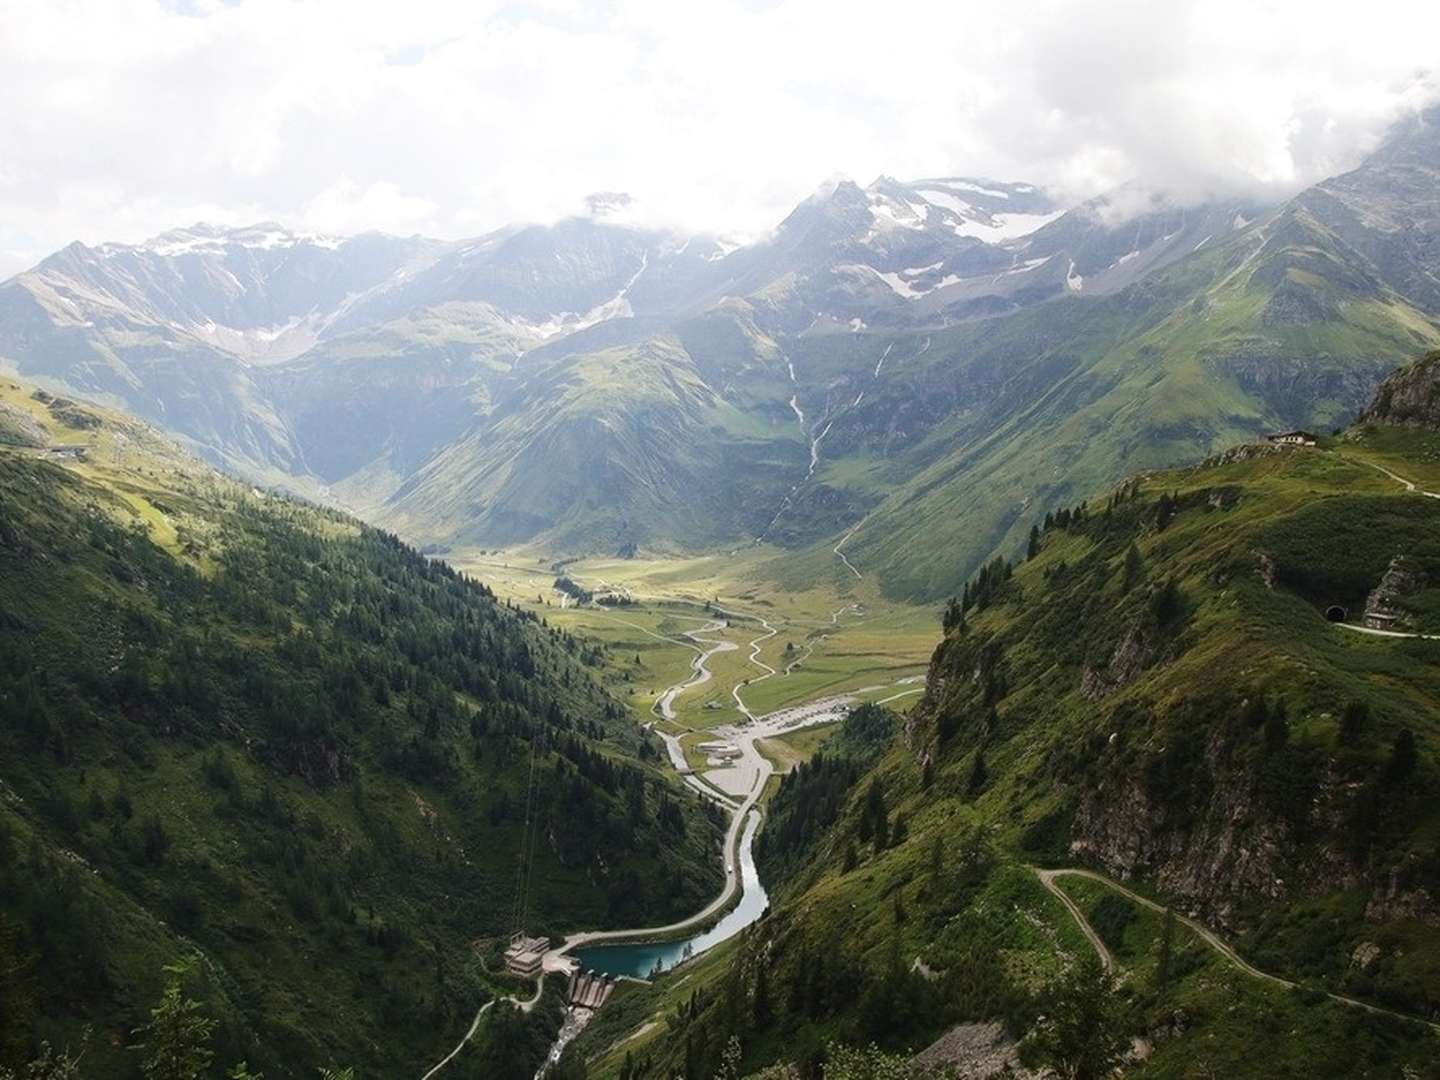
[566,968,616,1009]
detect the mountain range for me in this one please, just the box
[3,108,1438,598]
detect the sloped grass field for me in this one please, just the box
[0,388,723,1078]
[562,428,1440,1077]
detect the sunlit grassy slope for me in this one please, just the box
[568,424,1440,1079]
[764,209,1440,602]
[0,380,724,1078]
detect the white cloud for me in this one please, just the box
[301,180,438,235]
[0,0,1436,276]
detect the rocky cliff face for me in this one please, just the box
[1070,732,1367,926]
[905,426,1440,949]
[1358,348,1440,429]
[1363,555,1428,630]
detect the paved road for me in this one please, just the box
[876,687,925,705]
[551,772,766,958]
[709,604,777,719]
[1332,458,1439,640]
[655,618,736,722]
[1037,867,1440,1034]
[783,602,860,675]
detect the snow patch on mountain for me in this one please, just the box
[512,251,650,340]
[921,178,1012,199]
[106,223,346,259]
[997,256,1052,277]
[953,210,1065,242]
[846,262,964,300]
[913,188,973,216]
[866,193,930,234]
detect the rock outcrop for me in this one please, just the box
[1358,348,1440,430]
[1363,556,1428,631]
[911,1022,1034,1079]
[0,401,48,447]
[1080,619,1158,699]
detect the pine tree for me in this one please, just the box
[863,780,889,852]
[1384,729,1418,782]
[1264,699,1289,751]
[1034,957,1128,1080]
[132,956,215,1080]
[927,832,944,890]
[1151,908,1175,994]
[753,959,772,1030]
[1122,543,1143,590]
[1338,700,1369,746]
[1156,492,1176,532]
[0,1039,87,1080]
[1027,524,1042,560]
[966,745,988,799]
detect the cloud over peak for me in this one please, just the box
[1,0,1436,276]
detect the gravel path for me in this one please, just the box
[1037,867,1440,1034]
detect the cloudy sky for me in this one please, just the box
[2,0,1436,276]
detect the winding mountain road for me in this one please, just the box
[654,618,737,721]
[1359,458,1440,499]
[420,969,548,1079]
[1336,623,1440,642]
[1036,869,1113,971]
[1331,457,1440,640]
[1038,867,1440,1034]
[784,603,861,675]
[711,605,778,720]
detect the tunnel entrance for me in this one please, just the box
[1325,605,1348,623]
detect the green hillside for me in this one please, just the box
[378,323,809,555]
[374,189,1440,603]
[568,413,1440,1078]
[0,383,722,1077]
[771,205,1440,601]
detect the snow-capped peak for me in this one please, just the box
[113,222,346,258]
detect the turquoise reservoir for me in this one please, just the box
[572,812,768,978]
